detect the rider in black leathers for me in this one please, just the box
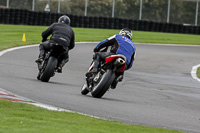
[35,15,75,73]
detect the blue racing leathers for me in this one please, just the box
[94,34,136,70]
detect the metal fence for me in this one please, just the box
[0,0,199,26]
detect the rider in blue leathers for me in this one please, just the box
[86,28,136,88]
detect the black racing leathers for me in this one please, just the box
[42,22,75,50]
[38,22,75,68]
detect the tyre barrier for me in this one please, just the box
[0,8,199,34]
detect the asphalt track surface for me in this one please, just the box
[0,42,200,133]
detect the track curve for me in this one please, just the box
[0,43,200,133]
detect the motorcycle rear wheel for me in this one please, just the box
[91,69,115,98]
[40,56,57,82]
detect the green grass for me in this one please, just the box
[0,24,200,50]
[197,67,200,78]
[0,99,184,133]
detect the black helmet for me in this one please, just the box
[58,15,70,25]
[119,28,132,40]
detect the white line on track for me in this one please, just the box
[0,88,102,119]
[0,43,199,112]
[191,64,200,82]
[0,44,39,56]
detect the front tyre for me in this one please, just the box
[91,69,115,98]
[37,72,41,80]
[81,83,89,95]
[40,56,57,82]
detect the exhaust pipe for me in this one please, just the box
[114,58,125,65]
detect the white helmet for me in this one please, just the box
[119,28,132,40]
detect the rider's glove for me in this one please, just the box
[42,38,47,42]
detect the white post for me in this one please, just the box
[58,0,61,13]
[84,0,88,16]
[167,0,171,23]
[6,0,9,8]
[32,0,35,11]
[195,0,199,26]
[112,0,115,18]
[48,0,50,10]
[139,0,143,20]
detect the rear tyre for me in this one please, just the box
[91,69,115,98]
[40,57,57,82]
[81,83,89,95]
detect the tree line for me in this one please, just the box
[0,0,199,25]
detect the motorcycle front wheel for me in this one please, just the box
[81,83,89,95]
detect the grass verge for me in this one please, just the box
[197,67,200,78]
[0,99,184,133]
[0,24,200,51]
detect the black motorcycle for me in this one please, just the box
[37,43,65,82]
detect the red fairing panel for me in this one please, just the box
[119,64,126,72]
[105,55,126,72]
[105,55,122,64]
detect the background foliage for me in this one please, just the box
[0,0,199,25]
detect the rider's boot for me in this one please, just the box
[35,49,45,64]
[111,74,123,89]
[57,66,62,73]
[86,53,100,77]
[85,60,99,77]
[85,68,98,77]
[35,58,44,64]
[111,80,118,89]
[56,58,69,73]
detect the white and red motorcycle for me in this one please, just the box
[81,54,126,98]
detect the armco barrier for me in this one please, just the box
[0,8,199,35]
